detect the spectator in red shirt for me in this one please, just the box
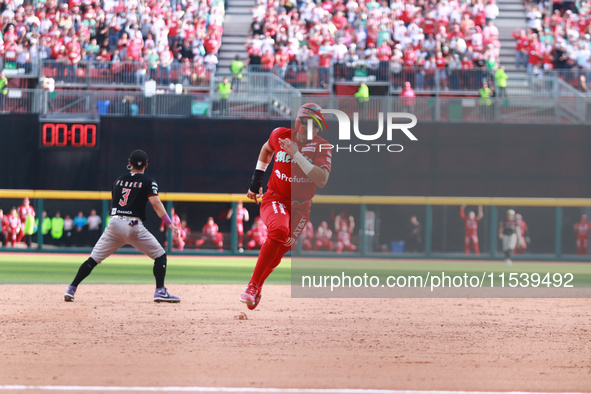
[513,29,529,69]
[376,41,392,81]
[261,49,274,71]
[274,47,289,79]
[527,34,541,77]
[65,35,81,83]
[399,81,415,111]
[435,50,448,89]
[319,45,333,88]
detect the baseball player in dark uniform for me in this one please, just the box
[499,209,519,266]
[64,150,181,303]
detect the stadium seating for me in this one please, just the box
[0,0,224,87]
[514,2,591,92]
[245,0,503,91]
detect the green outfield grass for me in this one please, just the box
[0,253,290,285]
[0,253,590,287]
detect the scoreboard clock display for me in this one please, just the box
[39,121,100,149]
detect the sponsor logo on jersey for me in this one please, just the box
[292,216,308,239]
[274,169,313,183]
[301,146,316,153]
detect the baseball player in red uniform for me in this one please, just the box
[574,214,590,255]
[240,103,332,310]
[7,208,21,247]
[64,150,180,303]
[160,207,184,250]
[314,220,334,251]
[195,217,224,250]
[336,215,356,253]
[460,205,483,255]
[514,213,528,255]
[247,216,268,250]
[226,201,249,251]
[17,197,35,245]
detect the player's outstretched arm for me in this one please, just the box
[247,141,273,205]
[477,205,484,220]
[149,195,179,238]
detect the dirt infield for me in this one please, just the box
[0,284,590,392]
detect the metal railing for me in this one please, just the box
[1,89,589,124]
[247,64,494,93]
[1,53,41,78]
[41,59,213,89]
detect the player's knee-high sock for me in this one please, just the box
[465,241,470,254]
[473,241,480,255]
[260,243,291,286]
[249,238,283,287]
[153,254,167,289]
[504,249,511,260]
[70,257,98,287]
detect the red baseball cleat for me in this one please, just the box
[240,284,262,310]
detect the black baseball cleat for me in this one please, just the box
[154,287,181,303]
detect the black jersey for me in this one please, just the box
[500,219,517,236]
[110,173,159,221]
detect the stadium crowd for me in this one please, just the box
[245,0,503,90]
[0,0,225,86]
[514,1,591,92]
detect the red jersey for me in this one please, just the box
[202,223,219,236]
[337,230,351,243]
[575,221,590,238]
[204,37,220,54]
[8,215,21,231]
[377,45,392,61]
[319,52,332,67]
[316,228,332,241]
[267,127,332,202]
[236,207,248,224]
[460,206,479,237]
[249,221,268,240]
[275,52,289,67]
[18,205,35,223]
[333,15,347,30]
[403,49,416,67]
[399,87,415,106]
[422,18,436,35]
[435,55,447,68]
[261,53,274,69]
[127,37,144,60]
[528,45,540,65]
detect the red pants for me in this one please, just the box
[464,234,480,255]
[7,228,18,247]
[259,191,311,246]
[248,191,311,287]
[337,240,356,253]
[315,239,334,251]
[237,224,244,247]
[577,236,588,255]
[247,237,266,250]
